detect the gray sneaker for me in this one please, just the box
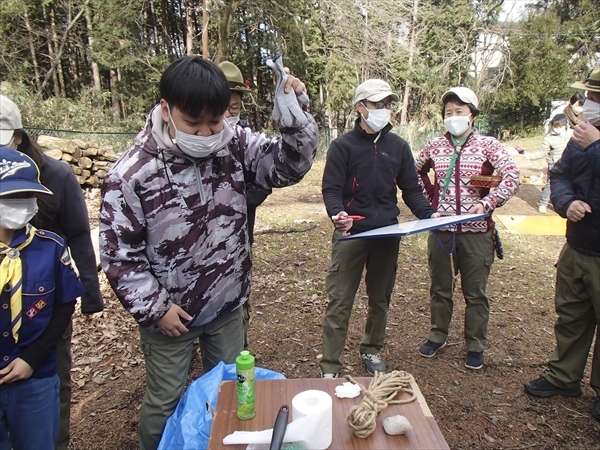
[361,353,386,374]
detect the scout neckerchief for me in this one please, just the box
[438,133,470,282]
[0,224,36,342]
[441,134,469,199]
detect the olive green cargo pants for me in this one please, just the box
[545,244,600,395]
[138,307,243,450]
[320,230,400,374]
[427,230,494,352]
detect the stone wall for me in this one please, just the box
[37,135,119,188]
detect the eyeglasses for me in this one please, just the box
[363,100,394,110]
[227,103,242,115]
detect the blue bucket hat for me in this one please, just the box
[0,146,52,196]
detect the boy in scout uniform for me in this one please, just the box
[0,146,85,449]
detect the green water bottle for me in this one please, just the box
[236,350,256,420]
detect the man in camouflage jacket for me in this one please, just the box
[99,57,317,450]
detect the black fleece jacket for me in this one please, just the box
[38,155,103,313]
[322,120,435,233]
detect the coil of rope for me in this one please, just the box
[344,370,417,438]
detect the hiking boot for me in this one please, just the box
[524,376,582,398]
[322,372,340,379]
[465,351,484,370]
[538,205,547,214]
[361,353,386,374]
[419,340,447,358]
[593,396,600,420]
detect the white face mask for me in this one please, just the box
[226,115,241,126]
[6,136,16,150]
[0,198,38,230]
[361,105,390,132]
[168,106,225,158]
[551,127,566,136]
[571,105,583,115]
[582,99,600,126]
[444,114,472,137]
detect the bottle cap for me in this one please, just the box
[236,350,255,370]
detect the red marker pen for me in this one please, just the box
[331,214,366,221]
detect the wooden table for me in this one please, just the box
[208,377,449,449]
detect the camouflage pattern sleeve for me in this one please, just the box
[100,164,172,328]
[239,113,318,190]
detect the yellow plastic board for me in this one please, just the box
[496,215,567,235]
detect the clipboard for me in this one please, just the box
[338,213,489,241]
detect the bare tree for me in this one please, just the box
[84,3,101,98]
[37,0,90,95]
[401,0,418,125]
[23,9,42,92]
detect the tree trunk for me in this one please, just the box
[24,9,41,92]
[401,0,418,126]
[50,7,66,97]
[42,3,61,96]
[202,0,209,59]
[109,68,120,123]
[161,0,173,56]
[67,35,80,95]
[37,0,89,96]
[85,3,101,99]
[148,0,162,55]
[214,0,247,63]
[117,67,125,117]
[362,4,369,80]
[185,0,194,55]
[520,109,525,131]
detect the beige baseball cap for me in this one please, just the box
[353,79,399,105]
[0,95,23,146]
[441,87,479,109]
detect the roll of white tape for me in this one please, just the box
[291,390,333,449]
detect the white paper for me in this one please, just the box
[223,390,332,449]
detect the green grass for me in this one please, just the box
[501,133,546,153]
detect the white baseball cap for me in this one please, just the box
[441,87,479,109]
[0,95,23,146]
[353,79,400,105]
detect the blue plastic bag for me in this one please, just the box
[158,361,285,450]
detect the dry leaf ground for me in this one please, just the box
[70,145,600,449]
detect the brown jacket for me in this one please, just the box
[563,104,584,128]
